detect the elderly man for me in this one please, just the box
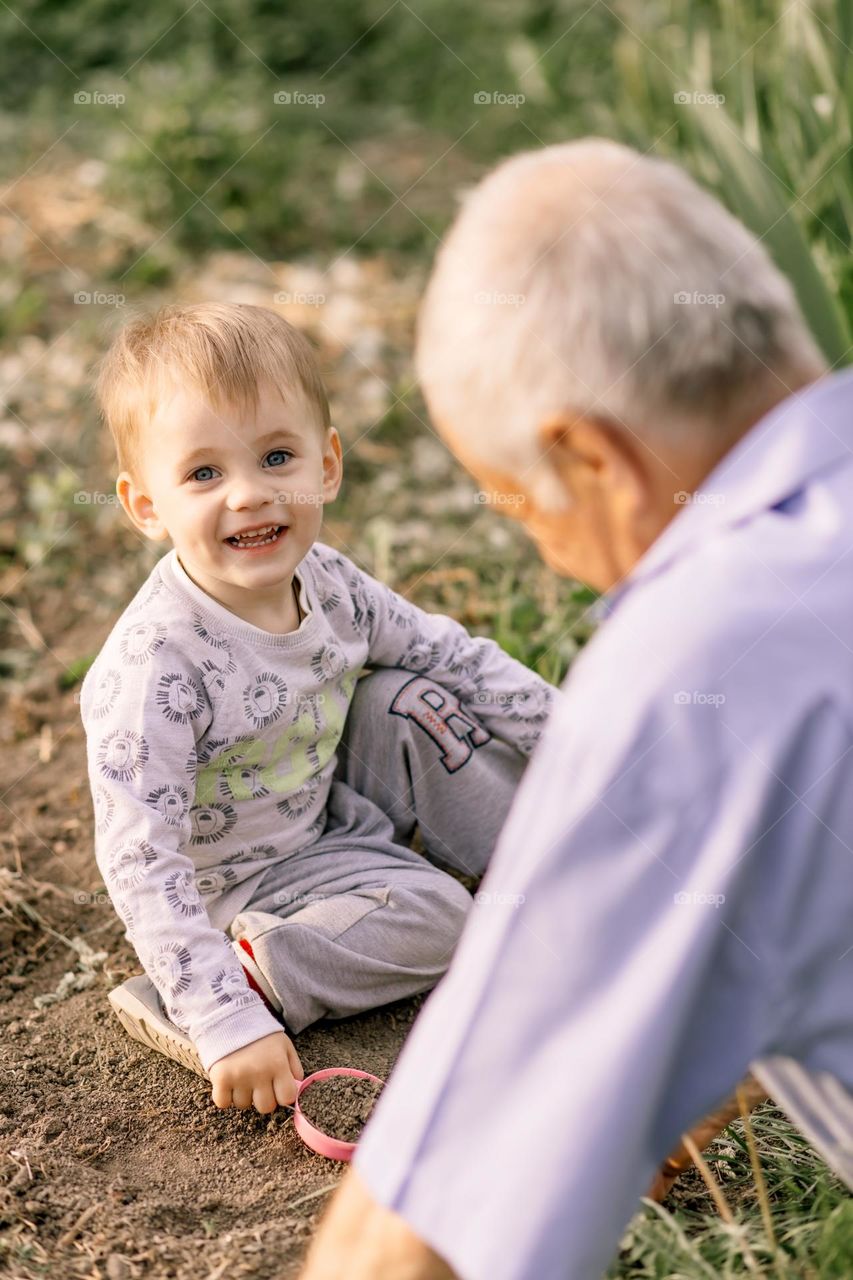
[299,139,853,1279]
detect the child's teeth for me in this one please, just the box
[230,525,282,547]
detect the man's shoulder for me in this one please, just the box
[633,510,853,686]
[567,519,853,752]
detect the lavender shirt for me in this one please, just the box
[355,369,853,1279]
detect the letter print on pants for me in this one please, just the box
[389,674,490,773]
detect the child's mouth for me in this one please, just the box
[224,524,287,552]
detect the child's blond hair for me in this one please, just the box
[97,302,331,479]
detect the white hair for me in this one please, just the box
[416,138,827,510]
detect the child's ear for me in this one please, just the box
[116,472,170,542]
[321,427,343,504]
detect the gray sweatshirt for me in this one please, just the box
[79,542,556,1070]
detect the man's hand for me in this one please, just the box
[299,1169,457,1280]
[209,1030,304,1113]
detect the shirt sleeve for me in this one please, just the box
[330,551,558,757]
[79,622,282,1072]
[353,676,853,1280]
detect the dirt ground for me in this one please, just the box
[0,600,435,1280]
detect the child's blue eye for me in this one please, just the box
[187,451,290,483]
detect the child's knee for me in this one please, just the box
[386,877,472,973]
[347,667,413,725]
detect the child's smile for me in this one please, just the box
[116,378,343,630]
[223,522,290,552]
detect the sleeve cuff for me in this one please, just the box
[194,1000,285,1072]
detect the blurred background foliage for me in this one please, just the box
[0,0,851,690]
[0,0,850,358]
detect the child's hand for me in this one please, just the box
[209,1030,304,1113]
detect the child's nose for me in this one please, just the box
[226,473,276,510]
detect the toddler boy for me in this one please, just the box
[79,302,555,1115]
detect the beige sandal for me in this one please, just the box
[108,975,207,1079]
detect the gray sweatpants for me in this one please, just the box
[229,668,527,1033]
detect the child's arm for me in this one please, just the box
[319,548,560,756]
[79,631,285,1080]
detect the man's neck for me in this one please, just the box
[624,370,828,586]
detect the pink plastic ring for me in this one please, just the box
[294,1066,386,1162]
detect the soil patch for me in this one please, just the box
[299,1076,384,1144]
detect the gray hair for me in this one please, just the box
[416,138,827,510]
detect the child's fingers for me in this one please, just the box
[211,1079,234,1109]
[231,1086,254,1110]
[286,1041,305,1081]
[253,1083,278,1114]
[274,1071,298,1107]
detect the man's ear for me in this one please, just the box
[535,412,650,518]
[321,427,343,504]
[116,472,170,542]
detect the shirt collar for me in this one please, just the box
[602,367,853,614]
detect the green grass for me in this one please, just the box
[611,1105,852,1278]
[594,0,853,364]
